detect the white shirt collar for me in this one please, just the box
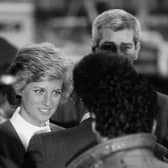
[80,112,91,123]
[10,107,51,150]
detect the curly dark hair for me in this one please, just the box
[73,51,158,138]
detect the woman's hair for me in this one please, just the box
[92,9,141,51]
[8,42,71,105]
[73,51,157,138]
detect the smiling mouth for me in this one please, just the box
[39,108,51,114]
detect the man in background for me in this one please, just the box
[91,9,168,146]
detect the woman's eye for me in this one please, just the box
[34,90,44,94]
[53,90,62,96]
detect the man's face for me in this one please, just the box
[96,28,139,62]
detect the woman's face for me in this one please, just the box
[20,79,63,126]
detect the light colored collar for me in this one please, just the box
[10,107,51,150]
[67,133,157,168]
[80,112,91,123]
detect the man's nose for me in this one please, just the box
[117,47,123,55]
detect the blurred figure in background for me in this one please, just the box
[68,51,168,168]
[0,37,18,68]
[0,84,15,124]
[91,8,168,147]
[0,37,18,124]
[0,42,70,167]
[0,65,16,124]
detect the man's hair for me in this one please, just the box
[92,9,141,51]
[73,51,157,138]
[8,42,70,105]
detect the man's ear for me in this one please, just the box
[14,84,23,97]
[92,46,96,53]
[92,43,100,53]
[134,41,141,60]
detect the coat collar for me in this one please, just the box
[67,133,157,168]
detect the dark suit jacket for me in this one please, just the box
[0,120,63,168]
[0,156,19,168]
[23,119,97,168]
[0,120,25,167]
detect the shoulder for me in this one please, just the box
[0,120,14,137]
[50,122,65,132]
[30,119,95,147]
[0,120,10,129]
[0,121,13,147]
[0,120,24,149]
[0,156,19,168]
[27,121,97,168]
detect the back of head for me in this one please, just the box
[8,42,67,106]
[73,51,157,138]
[92,9,141,51]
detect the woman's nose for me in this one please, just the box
[42,93,51,107]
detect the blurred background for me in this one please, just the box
[0,0,168,126]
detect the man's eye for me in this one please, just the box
[99,42,117,52]
[121,45,132,52]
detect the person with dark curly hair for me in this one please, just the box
[91,9,168,147]
[67,51,168,168]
